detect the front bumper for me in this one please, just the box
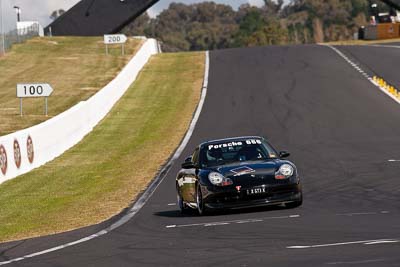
[203,184,302,210]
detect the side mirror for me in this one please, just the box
[279,151,290,158]
[184,156,192,163]
[181,161,195,169]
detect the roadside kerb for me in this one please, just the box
[324,44,400,106]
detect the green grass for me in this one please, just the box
[0,51,205,242]
[323,37,400,45]
[0,37,142,136]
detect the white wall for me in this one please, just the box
[0,38,159,184]
[17,21,44,36]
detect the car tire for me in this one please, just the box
[196,184,207,215]
[177,193,189,214]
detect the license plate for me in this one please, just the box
[246,187,266,195]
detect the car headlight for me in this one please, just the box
[208,172,233,186]
[209,172,224,184]
[275,164,294,179]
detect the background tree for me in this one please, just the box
[122,13,151,36]
[50,9,65,21]
[122,0,374,51]
[152,2,238,51]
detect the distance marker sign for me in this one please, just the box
[17,84,54,98]
[104,34,128,55]
[104,34,127,45]
[16,83,54,116]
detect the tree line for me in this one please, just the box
[120,0,388,51]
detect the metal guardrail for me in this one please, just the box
[1,24,40,54]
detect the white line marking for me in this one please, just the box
[165,215,300,229]
[236,219,263,224]
[364,240,399,245]
[287,238,400,249]
[234,219,263,224]
[335,210,391,216]
[204,222,230,227]
[235,219,263,224]
[336,212,377,216]
[0,51,211,266]
[326,259,385,265]
[388,159,400,162]
[366,44,400,49]
[167,203,176,206]
[324,45,400,106]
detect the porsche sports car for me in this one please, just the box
[176,136,302,215]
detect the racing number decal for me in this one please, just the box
[0,145,7,175]
[27,136,34,164]
[14,140,21,169]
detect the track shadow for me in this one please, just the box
[154,204,289,218]
[153,209,198,218]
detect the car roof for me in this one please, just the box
[199,136,264,147]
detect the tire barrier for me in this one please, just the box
[13,139,21,169]
[0,145,7,175]
[0,38,159,184]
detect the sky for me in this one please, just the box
[0,0,287,32]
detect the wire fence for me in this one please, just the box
[1,24,41,54]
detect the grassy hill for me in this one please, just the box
[0,37,142,136]
[0,51,205,242]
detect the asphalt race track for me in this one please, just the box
[338,44,400,89]
[1,44,400,266]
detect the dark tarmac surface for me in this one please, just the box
[1,44,400,266]
[338,44,400,89]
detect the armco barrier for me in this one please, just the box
[0,38,159,184]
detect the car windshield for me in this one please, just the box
[200,139,278,168]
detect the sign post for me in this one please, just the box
[104,34,127,56]
[0,0,5,55]
[45,97,48,116]
[17,83,54,116]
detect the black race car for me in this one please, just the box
[176,136,302,215]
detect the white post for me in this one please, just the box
[45,97,48,116]
[0,0,5,55]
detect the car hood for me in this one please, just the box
[210,160,291,187]
[214,161,277,177]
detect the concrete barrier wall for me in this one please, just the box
[0,38,159,184]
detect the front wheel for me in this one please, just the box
[196,184,207,215]
[177,193,188,214]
